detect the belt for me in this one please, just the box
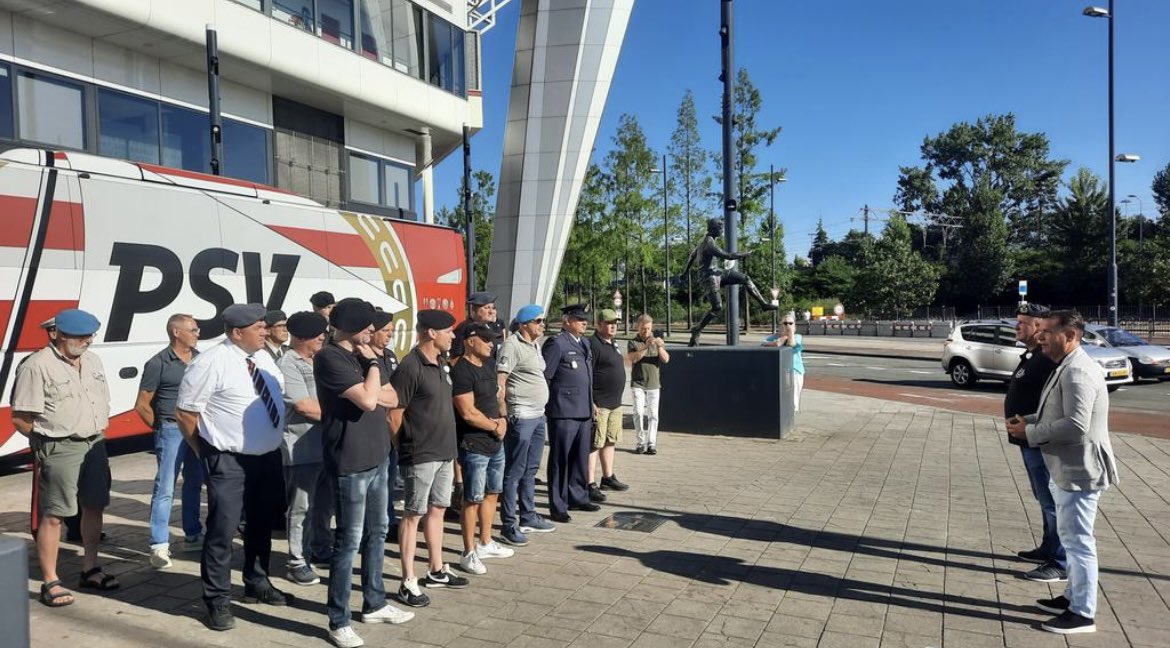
[31,432,101,443]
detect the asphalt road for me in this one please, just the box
[804,350,1170,411]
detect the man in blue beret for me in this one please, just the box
[12,308,114,606]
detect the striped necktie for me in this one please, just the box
[246,356,281,428]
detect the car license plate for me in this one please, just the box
[1108,369,1128,378]
[1164,367,1170,374]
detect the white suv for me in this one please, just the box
[941,320,1132,391]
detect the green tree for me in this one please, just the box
[436,169,495,291]
[1154,161,1170,226]
[603,114,657,317]
[847,214,941,315]
[561,164,618,310]
[1047,167,1109,303]
[808,218,831,267]
[895,114,1066,307]
[668,89,714,326]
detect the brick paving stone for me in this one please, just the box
[816,631,880,648]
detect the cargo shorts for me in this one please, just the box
[33,434,111,519]
[593,407,623,449]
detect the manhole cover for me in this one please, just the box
[595,511,669,533]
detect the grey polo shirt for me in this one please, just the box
[279,348,323,465]
[497,333,548,419]
[139,346,198,427]
[11,345,110,439]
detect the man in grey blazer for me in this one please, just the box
[1007,310,1119,635]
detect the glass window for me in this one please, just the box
[98,89,160,164]
[451,26,466,96]
[390,1,422,77]
[223,119,271,184]
[384,162,410,209]
[273,0,315,33]
[0,64,13,140]
[962,325,994,344]
[17,72,85,149]
[318,0,354,49]
[427,15,453,91]
[161,104,211,173]
[359,0,393,64]
[348,153,380,204]
[230,0,264,10]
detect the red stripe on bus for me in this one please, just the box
[15,300,79,351]
[0,407,12,452]
[0,196,84,251]
[268,226,379,268]
[0,300,12,347]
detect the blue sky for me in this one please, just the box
[433,0,1170,262]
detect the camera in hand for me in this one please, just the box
[652,330,664,339]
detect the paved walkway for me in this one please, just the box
[4,389,1169,648]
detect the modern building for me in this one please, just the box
[0,0,486,222]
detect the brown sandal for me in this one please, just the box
[40,580,75,607]
[79,567,120,590]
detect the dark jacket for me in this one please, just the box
[542,331,593,419]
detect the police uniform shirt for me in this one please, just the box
[11,345,110,439]
[177,339,285,454]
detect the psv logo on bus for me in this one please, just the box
[105,243,300,341]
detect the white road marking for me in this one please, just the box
[907,370,935,375]
[899,393,953,402]
[865,366,887,371]
[803,355,832,359]
[826,362,850,367]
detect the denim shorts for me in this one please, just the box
[458,447,505,503]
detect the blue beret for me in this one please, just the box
[54,309,100,336]
[222,303,266,328]
[516,304,544,323]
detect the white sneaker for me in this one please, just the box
[460,550,487,575]
[149,547,173,569]
[328,625,365,647]
[475,539,515,559]
[360,603,414,624]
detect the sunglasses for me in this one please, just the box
[782,321,795,325]
[524,318,545,324]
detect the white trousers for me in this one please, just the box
[793,372,804,412]
[632,387,661,448]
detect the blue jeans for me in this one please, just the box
[1050,481,1102,618]
[327,460,389,629]
[501,416,546,528]
[149,422,205,549]
[386,445,398,527]
[459,446,505,503]
[1020,446,1066,566]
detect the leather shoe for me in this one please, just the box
[600,475,629,491]
[243,586,289,606]
[206,603,236,631]
[549,511,572,523]
[588,484,607,503]
[569,502,601,512]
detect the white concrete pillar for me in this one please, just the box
[416,127,434,223]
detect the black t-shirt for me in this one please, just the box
[450,318,506,359]
[314,342,391,476]
[451,357,502,456]
[588,334,626,409]
[1004,347,1059,446]
[390,347,458,466]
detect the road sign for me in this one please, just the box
[613,290,623,307]
[833,303,845,316]
[1018,280,1028,297]
[770,288,780,299]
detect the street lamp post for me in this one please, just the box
[1126,194,1144,252]
[661,155,671,336]
[1084,3,1139,327]
[719,0,739,346]
[767,166,787,334]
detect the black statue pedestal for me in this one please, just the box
[659,345,795,440]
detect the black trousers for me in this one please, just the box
[546,418,592,515]
[201,447,284,607]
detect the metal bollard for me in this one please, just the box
[0,535,30,648]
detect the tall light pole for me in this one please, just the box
[1126,193,1144,252]
[651,155,671,336]
[719,0,739,345]
[767,167,787,334]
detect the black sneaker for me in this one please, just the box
[396,580,431,607]
[588,484,607,503]
[206,603,236,631]
[242,586,289,606]
[424,564,469,589]
[1017,547,1049,563]
[1036,595,1070,615]
[1040,610,1095,634]
[645,445,657,455]
[600,475,629,491]
[1023,561,1067,583]
[634,445,645,454]
[569,502,601,512]
[549,511,572,523]
[286,564,320,586]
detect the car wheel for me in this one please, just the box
[1107,384,1120,393]
[950,359,975,388]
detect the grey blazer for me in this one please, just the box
[1024,345,1119,491]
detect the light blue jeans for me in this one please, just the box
[327,460,389,630]
[1050,480,1102,618]
[149,422,205,549]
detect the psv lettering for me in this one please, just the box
[105,241,301,342]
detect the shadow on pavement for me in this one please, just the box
[854,377,1005,393]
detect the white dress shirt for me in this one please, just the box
[177,339,285,454]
